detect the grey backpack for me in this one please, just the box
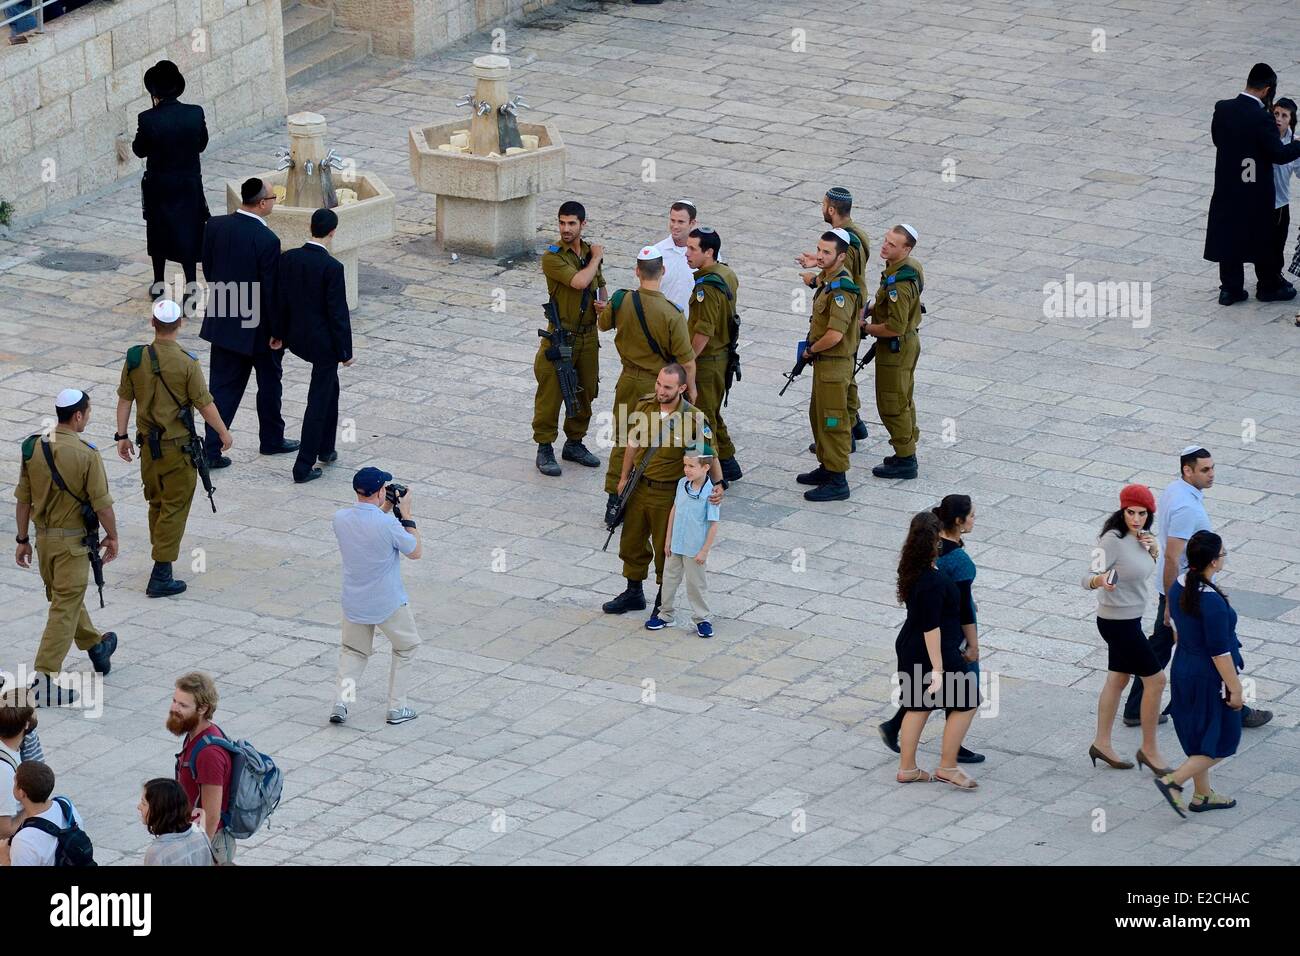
[184,732,283,839]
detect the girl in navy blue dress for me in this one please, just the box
[1154,531,1244,818]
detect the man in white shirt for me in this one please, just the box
[652,200,698,313]
[0,761,85,866]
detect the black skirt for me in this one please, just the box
[1096,616,1160,677]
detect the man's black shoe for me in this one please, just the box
[294,467,323,484]
[261,439,300,455]
[561,440,600,467]
[872,455,918,479]
[536,443,561,477]
[878,721,900,754]
[208,455,232,469]
[796,466,829,486]
[1256,285,1297,302]
[957,746,985,764]
[804,471,850,502]
[602,579,646,614]
[1242,707,1273,729]
[720,457,742,483]
[88,631,118,675]
[146,561,187,598]
[318,450,339,464]
[851,416,869,441]
[1218,288,1249,305]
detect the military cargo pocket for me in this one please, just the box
[815,380,849,431]
[878,390,902,417]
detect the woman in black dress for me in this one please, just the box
[893,511,981,789]
[133,60,209,309]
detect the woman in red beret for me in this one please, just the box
[1084,483,1170,774]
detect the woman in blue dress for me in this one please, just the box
[1153,531,1244,818]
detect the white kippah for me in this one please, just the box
[1181,444,1209,456]
[829,227,851,245]
[152,299,183,323]
[674,198,696,211]
[637,246,663,261]
[55,388,85,409]
[899,223,919,243]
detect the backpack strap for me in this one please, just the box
[631,291,671,363]
[0,748,16,770]
[695,273,733,300]
[15,797,73,838]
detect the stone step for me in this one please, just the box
[283,1,333,54]
[285,29,371,87]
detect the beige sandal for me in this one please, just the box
[896,768,932,783]
[934,766,978,790]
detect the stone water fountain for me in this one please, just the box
[225,111,395,308]
[409,55,566,257]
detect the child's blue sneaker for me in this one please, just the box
[645,613,671,630]
[696,621,713,638]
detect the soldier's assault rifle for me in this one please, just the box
[539,302,583,418]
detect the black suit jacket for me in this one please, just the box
[133,99,209,260]
[275,243,353,365]
[200,211,281,356]
[1204,92,1300,263]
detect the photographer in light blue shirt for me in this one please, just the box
[329,467,422,726]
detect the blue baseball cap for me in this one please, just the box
[352,466,392,495]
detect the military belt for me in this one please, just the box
[136,433,190,446]
[639,477,678,491]
[812,354,852,361]
[35,527,85,538]
[620,361,660,377]
[695,351,727,363]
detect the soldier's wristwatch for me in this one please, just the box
[113,432,130,442]
[16,534,29,544]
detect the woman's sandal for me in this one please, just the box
[896,768,932,783]
[934,767,978,790]
[1154,773,1186,818]
[1188,791,1237,812]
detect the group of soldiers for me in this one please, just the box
[12,300,231,706]
[530,188,926,614]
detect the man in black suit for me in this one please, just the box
[275,208,354,484]
[1204,62,1300,305]
[199,177,298,467]
[133,60,209,309]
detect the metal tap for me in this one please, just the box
[501,95,530,116]
[274,147,293,171]
[304,159,314,176]
[475,100,493,116]
[322,148,345,170]
[455,93,474,108]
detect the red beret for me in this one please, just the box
[1119,483,1156,514]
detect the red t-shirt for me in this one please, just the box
[176,723,232,830]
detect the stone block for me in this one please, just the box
[1,67,39,127]
[107,61,148,111]
[80,149,121,192]
[232,33,270,79]
[223,0,245,15]
[201,0,226,23]
[0,34,45,82]
[84,32,114,80]
[0,116,34,167]
[208,11,242,55]
[29,97,73,148]
[54,130,85,174]
[213,83,253,131]
[52,7,101,54]
[95,0,154,35]
[69,80,107,127]
[82,113,120,163]
[13,185,48,220]
[200,54,236,101]
[112,17,156,70]
[148,3,178,52]
[38,47,87,106]
[174,0,203,32]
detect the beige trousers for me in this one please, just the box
[659,553,711,624]
[337,603,422,711]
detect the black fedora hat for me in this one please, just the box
[143,60,185,99]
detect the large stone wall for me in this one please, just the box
[0,0,288,223]
[307,0,555,59]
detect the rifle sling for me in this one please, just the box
[631,291,671,363]
[147,345,198,439]
[38,439,95,524]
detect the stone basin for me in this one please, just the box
[224,170,395,309]
[408,120,565,256]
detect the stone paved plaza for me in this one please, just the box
[1,0,1299,866]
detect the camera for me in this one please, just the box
[385,482,408,519]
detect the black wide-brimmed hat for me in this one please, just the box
[143,60,185,99]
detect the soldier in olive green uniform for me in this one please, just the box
[684,226,742,483]
[14,389,119,706]
[534,201,606,476]
[796,230,861,501]
[598,246,695,518]
[602,364,723,615]
[798,187,872,447]
[116,299,232,597]
[863,225,925,480]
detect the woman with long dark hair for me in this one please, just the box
[1084,484,1168,774]
[879,495,983,764]
[891,511,980,789]
[1153,531,1244,817]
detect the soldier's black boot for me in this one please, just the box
[720,458,742,483]
[804,470,850,502]
[536,443,561,477]
[562,440,600,467]
[87,631,118,675]
[602,579,647,615]
[146,561,187,598]
[852,415,869,441]
[796,465,829,486]
[872,455,918,480]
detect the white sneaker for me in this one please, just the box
[386,706,418,725]
[329,703,347,724]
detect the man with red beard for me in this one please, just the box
[167,672,234,863]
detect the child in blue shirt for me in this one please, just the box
[646,443,721,637]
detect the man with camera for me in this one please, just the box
[329,467,422,726]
